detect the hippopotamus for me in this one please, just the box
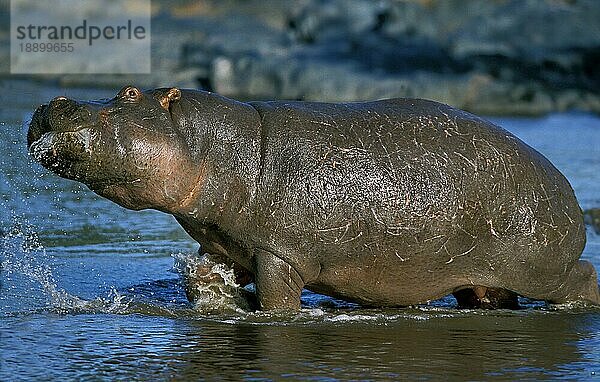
[27,85,600,310]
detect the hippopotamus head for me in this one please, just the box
[27,85,200,212]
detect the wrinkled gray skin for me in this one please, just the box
[28,86,600,310]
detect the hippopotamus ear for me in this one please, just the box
[159,87,181,110]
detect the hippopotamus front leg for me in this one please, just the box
[253,249,304,310]
[181,251,256,308]
[187,251,252,286]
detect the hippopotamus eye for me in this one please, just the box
[119,86,142,102]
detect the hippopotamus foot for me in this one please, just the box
[453,286,520,309]
[188,251,253,288]
[253,249,304,311]
[181,251,256,309]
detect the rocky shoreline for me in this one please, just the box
[2,0,599,116]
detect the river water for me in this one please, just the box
[1,79,599,381]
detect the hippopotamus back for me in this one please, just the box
[245,98,586,305]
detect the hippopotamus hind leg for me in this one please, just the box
[453,286,520,309]
[542,260,600,305]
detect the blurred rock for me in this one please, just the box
[2,0,599,115]
[179,0,600,115]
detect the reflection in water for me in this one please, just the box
[171,313,599,380]
[2,311,598,380]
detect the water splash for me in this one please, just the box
[0,217,130,316]
[172,252,254,314]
